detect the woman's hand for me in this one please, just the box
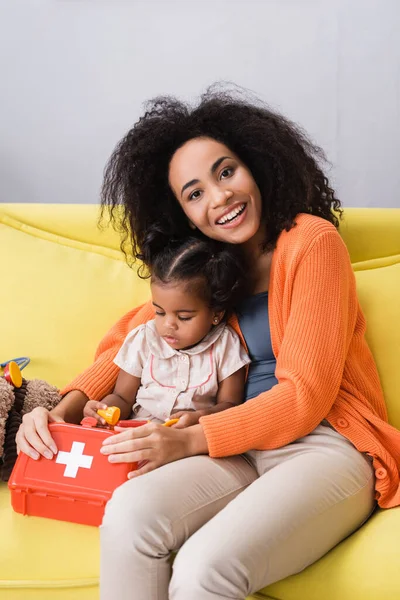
[16,407,64,460]
[15,389,89,460]
[100,422,209,478]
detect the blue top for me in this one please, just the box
[236,291,278,401]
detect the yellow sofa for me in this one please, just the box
[0,204,399,600]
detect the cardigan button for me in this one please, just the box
[337,418,349,428]
[375,468,388,480]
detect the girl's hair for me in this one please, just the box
[101,83,342,267]
[150,236,248,315]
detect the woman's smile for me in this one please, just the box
[215,202,247,227]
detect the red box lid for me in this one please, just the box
[9,422,133,503]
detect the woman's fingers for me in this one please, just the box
[35,419,58,455]
[101,437,151,457]
[16,408,57,459]
[101,422,193,473]
[15,427,40,460]
[128,461,155,479]
[104,448,152,465]
[106,422,157,444]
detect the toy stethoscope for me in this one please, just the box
[0,357,30,388]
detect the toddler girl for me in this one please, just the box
[83,237,250,428]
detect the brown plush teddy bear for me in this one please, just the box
[0,377,61,481]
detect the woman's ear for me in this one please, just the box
[212,311,225,325]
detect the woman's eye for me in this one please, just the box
[155,312,165,317]
[178,316,192,321]
[188,190,201,201]
[220,167,233,179]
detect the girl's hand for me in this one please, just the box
[83,400,108,425]
[170,410,202,429]
[16,407,64,460]
[100,422,208,478]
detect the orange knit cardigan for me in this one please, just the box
[62,214,400,508]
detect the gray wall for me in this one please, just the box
[0,0,399,208]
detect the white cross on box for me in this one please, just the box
[55,441,94,478]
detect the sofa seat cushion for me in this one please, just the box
[258,507,400,600]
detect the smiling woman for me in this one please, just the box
[16,85,400,600]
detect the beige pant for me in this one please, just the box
[100,422,375,600]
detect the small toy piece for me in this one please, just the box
[115,418,179,427]
[116,420,149,428]
[0,357,30,389]
[80,416,99,428]
[1,357,30,371]
[97,406,121,427]
[2,361,22,388]
[164,418,179,427]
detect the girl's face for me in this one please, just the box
[151,280,222,350]
[168,137,263,246]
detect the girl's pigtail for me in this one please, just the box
[205,243,249,313]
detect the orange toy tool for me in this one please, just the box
[97,406,121,427]
[163,418,179,427]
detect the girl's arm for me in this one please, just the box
[172,367,245,428]
[84,370,141,423]
[102,370,141,419]
[202,367,246,413]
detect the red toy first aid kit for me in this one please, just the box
[8,418,147,527]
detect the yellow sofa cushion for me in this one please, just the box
[0,204,399,600]
[258,506,400,600]
[0,204,150,389]
[339,210,400,428]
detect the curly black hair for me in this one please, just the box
[101,83,342,270]
[150,237,249,316]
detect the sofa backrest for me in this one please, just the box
[1,204,399,427]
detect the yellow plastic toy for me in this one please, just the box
[96,407,179,429]
[97,406,121,426]
[1,361,22,388]
[163,418,179,427]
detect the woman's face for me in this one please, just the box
[168,137,263,246]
